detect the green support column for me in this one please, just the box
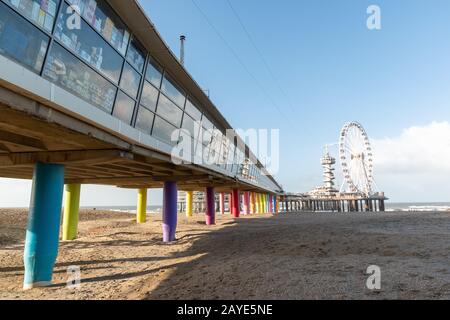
[62,184,81,241]
[137,188,147,223]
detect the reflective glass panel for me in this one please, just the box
[202,117,214,130]
[67,0,130,55]
[161,74,185,107]
[145,58,162,88]
[120,62,140,98]
[43,43,117,112]
[113,91,135,124]
[157,94,183,127]
[140,81,158,111]
[181,114,200,141]
[152,116,178,145]
[54,2,123,83]
[135,106,154,134]
[0,1,49,73]
[3,0,60,33]
[126,37,145,73]
[185,98,202,121]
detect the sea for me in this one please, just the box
[78,203,450,213]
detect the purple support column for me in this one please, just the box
[205,187,215,225]
[162,181,177,242]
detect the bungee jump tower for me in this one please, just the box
[0,0,282,289]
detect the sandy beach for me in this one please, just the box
[0,209,450,300]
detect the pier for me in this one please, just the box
[279,193,387,213]
[0,0,281,289]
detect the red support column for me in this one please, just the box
[231,189,240,218]
[243,192,250,215]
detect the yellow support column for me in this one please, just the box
[249,192,255,214]
[186,191,193,217]
[255,193,259,213]
[62,184,81,241]
[263,194,267,213]
[258,194,262,213]
[137,188,147,223]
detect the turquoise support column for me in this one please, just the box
[23,162,65,290]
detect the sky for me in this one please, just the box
[2,0,450,206]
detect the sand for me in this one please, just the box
[1,208,450,300]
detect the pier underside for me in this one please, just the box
[0,86,256,192]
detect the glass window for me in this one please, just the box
[135,106,154,134]
[202,117,214,130]
[156,94,183,127]
[181,114,200,141]
[152,116,178,145]
[0,1,49,73]
[140,81,158,111]
[145,58,162,88]
[43,43,116,112]
[161,73,185,107]
[113,91,135,124]
[54,2,123,83]
[120,62,140,98]
[3,0,60,33]
[126,37,145,73]
[185,98,202,121]
[201,127,213,146]
[67,0,130,55]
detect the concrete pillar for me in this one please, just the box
[185,191,193,217]
[232,189,240,218]
[260,194,265,213]
[205,187,215,225]
[243,192,250,215]
[219,192,225,215]
[23,163,65,290]
[249,192,255,214]
[162,182,177,242]
[136,188,147,223]
[62,184,81,241]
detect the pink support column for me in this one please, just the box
[219,192,225,215]
[205,187,215,225]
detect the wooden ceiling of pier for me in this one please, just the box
[0,99,259,192]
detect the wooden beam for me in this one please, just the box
[65,176,154,185]
[0,143,10,153]
[0,149,133,167]
[0,129,47,150]
[151,174,213,182]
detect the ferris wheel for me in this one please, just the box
[339,122,374,195]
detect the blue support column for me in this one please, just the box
[162,181,178,242]
[23,162,65,290]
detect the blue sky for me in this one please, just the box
[138,0,450,200]
[2,0,450,206]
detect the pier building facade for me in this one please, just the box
[0,0,282,289]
